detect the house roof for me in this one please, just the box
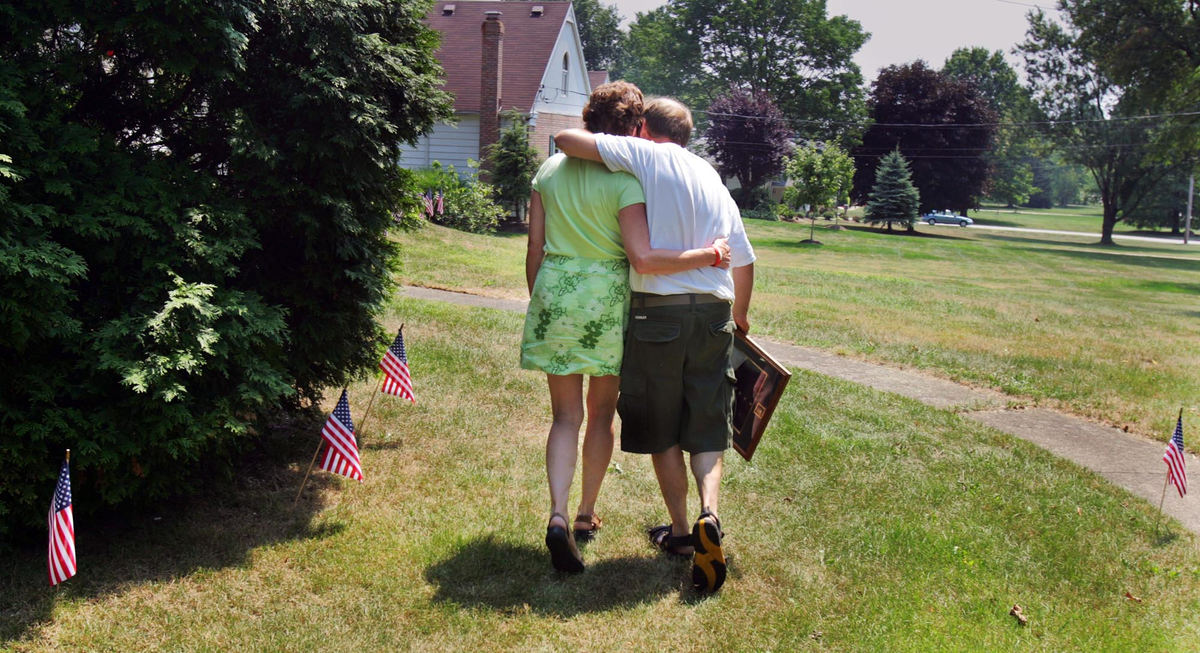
[587,70,609,90]
[426,1,574,114]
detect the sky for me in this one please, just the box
[605,0,1061,82]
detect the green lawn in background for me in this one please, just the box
[397,220,1200,441]
[969,204,1171,235]
[5,299,1199,651]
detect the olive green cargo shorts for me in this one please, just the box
[617,294,735,455]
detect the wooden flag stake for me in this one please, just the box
[292,387,347,507]
[356,323,405,439]
[65,449,70,463]
[355,374,386,441]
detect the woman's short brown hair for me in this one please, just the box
[643,98,693,146]
[582,81,644,136]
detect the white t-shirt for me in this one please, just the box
[594,134,756,300]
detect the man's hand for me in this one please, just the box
[711,237,731,269]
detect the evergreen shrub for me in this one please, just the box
[0,0,452,535]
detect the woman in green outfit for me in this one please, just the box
[521,82,730,573]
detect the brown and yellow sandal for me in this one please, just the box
[691,511,726,592]
[573,513,602,542]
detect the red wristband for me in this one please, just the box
[711,246,721,266]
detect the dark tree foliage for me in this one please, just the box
[851,62,998,215]
[863,150,919,232]
[704,88,794,207]
[620,0,867,143]
[0,0,452,535]
[570,0,624,72]
[942,48,1040,208]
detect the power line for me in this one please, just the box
[695,108,1200,129]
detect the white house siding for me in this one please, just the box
[530,11,590,118]
[397,115,481,175]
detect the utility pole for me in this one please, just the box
[1186,174,1194,245]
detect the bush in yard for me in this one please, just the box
[412,161,505,234]
[0,0,452,536]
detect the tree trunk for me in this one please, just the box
[1100,202,1118,245]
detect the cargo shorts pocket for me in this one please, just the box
[632,319,681,343]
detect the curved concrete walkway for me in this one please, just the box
[402,285,1199,534]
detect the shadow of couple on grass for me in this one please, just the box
[424,535,719,615]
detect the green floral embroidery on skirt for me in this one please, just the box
[520,255,630,376]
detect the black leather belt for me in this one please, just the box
[630,292,727,308]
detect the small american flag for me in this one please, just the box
[423,190,435,217]
[48,457,76,586]
[435,189,444,215]
[380,329,415,403]
[1163,415,1187,498]
[319,389,363,481]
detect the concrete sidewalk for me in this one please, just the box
[402,285,1199,534]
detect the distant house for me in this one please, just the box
[399,1,605,174]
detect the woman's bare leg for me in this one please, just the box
[546,374,584,521]
[577,375,619,520]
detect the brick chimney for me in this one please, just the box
[479,10,504,179]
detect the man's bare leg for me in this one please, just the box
[690,451,723,519]
[651,445,693,550]
[689,450,726,591]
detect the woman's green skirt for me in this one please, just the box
[520,254,630,376]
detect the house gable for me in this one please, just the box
[425,1,577,114]
[530,8,590,118]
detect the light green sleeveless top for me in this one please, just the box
[532,153,645,260]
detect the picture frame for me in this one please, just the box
[731,331,792,461]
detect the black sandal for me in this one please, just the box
[573,513,602,542]
[546,513,584,573]
[648,524,693,558]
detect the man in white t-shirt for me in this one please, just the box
[555,98,755,593]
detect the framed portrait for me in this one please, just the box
[731,331,792,461]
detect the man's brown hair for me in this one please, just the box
[582,81,644,136]
[643,98,693,146]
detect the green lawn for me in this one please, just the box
[969,204,1174,235]
[5,299,1199,651]
[398,220,1200,442]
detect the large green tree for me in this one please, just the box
[851,62,998,215]
[570,0,624,71]
[1019,10,1186,244]
[942,47,1040,208]
[1062,0,1200,160]
[620,0,868,142]
[0,0,451,534]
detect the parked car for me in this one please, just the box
[922,211,973,227]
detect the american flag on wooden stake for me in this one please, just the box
[1163,415,1187,498]
[380,328,415,403]
[319,389,363,481]
[48,456,76,586]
